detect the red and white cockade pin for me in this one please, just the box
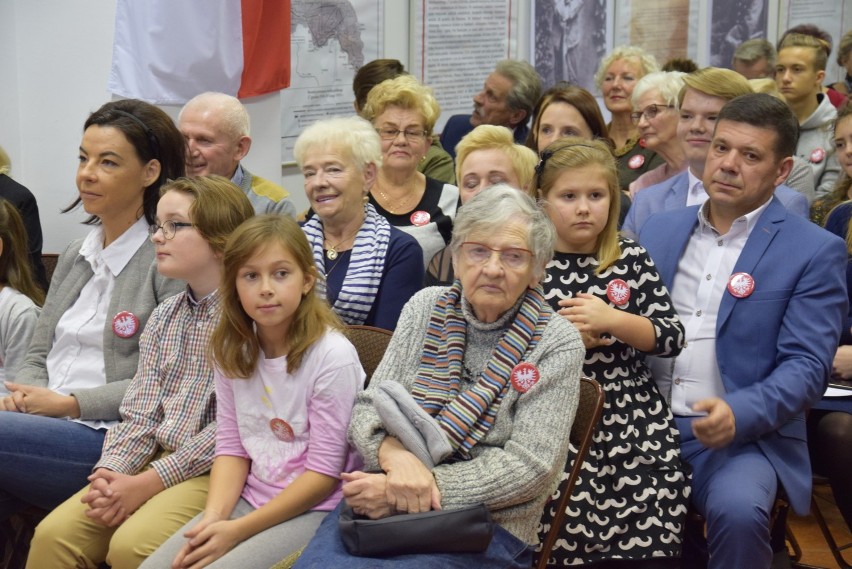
[727,272,755,298]
[810,148,826,164]
[606,279,631,306]
[511,362,540,393]
[628,154,645,169]
[270,418,295,442]
[112,311,140,338]
[410,210,431,227]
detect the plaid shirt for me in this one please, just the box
[95,288,220,487]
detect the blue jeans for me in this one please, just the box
[0,412,106,519]
[294,502,533,569]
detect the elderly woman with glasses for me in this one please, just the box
[425,125,538,287]
[294,185,584,568]
[361,75,460,269]
[628,71,688,197]
[295,116,424,330]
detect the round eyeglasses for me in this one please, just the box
[148,221,193,241]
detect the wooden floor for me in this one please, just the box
[787,483,852,568]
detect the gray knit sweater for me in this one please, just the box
[348,286,584,544]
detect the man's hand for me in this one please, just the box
[691,397,736,448]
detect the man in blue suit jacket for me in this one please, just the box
[639,93,847,567]
[440,60,540,160]
[623,67,810,238]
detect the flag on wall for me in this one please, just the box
[108,0,290,105]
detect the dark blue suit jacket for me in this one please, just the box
[622,171,809,238]
[639,198,848,514]
[439,114,529,160]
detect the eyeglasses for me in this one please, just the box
[459,242,532,270]
[148,221,193,241]
[630,103,675,125]
[376,128,428,142]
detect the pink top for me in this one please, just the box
[215,329,365,510]
[628,162,687,199]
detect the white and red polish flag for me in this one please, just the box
[108,0,290,104]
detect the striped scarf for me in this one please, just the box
[303,203,390,325]
[411,281,550,459]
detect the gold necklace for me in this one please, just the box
[324,227,360,260]
[375,179,418,215]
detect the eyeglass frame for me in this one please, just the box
[375,127,429,142]
[148,220,194,241]
[458,241,534,270]
[630,103,675,125]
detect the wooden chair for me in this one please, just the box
[535,376,605,569]
[41,253,59,286]
[341,324,393,388]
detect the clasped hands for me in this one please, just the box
[342,438,441,519]
[0,382,80,417]
[81,468,161,527]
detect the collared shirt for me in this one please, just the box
[96,288,221,487]
[649,198,772,415]
[47,217,149,429]
[685,168,708,207]
[230,163,244,188]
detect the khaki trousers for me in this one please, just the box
[26,473,209,569]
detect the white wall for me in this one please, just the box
[0,1,293,253]
[3,1,849,252]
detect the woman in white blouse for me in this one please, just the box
[0,99,185,518]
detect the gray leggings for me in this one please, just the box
[140,498,328,568]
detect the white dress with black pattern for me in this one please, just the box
[538,238,691,564]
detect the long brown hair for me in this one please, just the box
[0,200,44,306]
[211,215,341,377]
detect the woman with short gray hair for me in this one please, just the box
[294,185,584,568]
[629,71,688,197]
[295,116,424,330]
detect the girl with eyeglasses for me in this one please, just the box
[360,75,459,270]
[537,137,690,568]
[0,100,186,535]
[144,214,363,569]
[28,176,255,568]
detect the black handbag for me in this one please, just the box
[338,502,495,557]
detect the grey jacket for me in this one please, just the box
[15,237,182,420]
[797,94,841,199]
[348,287,584,544]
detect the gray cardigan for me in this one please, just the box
[348,287,584,544]
[15,236,183,420]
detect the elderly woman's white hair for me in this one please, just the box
[450,184,555,279]
[293,116,383,171]
[631,71,687,109]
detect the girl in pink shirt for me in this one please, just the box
[144,215,364,569]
